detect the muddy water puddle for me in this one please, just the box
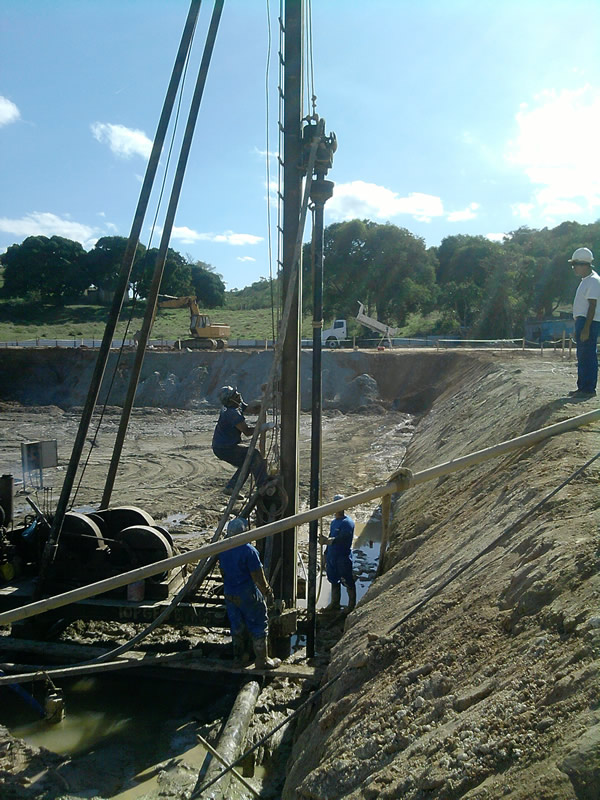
[3,674,226,798]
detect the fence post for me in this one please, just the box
[562,331,565,358]
[541,341,544,357]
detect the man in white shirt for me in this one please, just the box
[569,247,600,398]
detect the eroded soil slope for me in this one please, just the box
[284,353,600,800]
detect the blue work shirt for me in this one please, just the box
[219,542,262,594]
[212,406,244,448]
[325,513,355,585]
[327,514,354,556]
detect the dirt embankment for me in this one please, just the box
[0,347,469,414]
[284,353,600,800]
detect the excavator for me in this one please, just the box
[157,295,231,349]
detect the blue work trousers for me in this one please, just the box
[575,316,600,393]
[213,444,268,489]
[224,582,268,639]
[325,550,355,589]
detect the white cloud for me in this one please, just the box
[237,256,256,262]
[447,202,480,222]
[170,226,263,246]
[214,231,263,246]
[91,122,152,159]
[0,212,99,248]
[0,96,20,127]
[506,86,600,219]
[326,180,444,223]
[170,226,202,244]
[485,232,506,242]
[511,202,535,219]
[254,146,278,158]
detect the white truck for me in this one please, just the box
[356,301,397,346]
[321,302,397,347]
[322,318,347,347]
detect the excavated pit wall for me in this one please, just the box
[0,347,472,413]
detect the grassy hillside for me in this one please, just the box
[0,297,317,342]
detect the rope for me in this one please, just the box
[305,0,317,116]
[264,0,277,344]
[387,447,600,634]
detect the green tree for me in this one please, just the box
[134,247,192,298]
[190,260,225,307]
[436,235,501,327]
[1,235,88,303]
[228,277,279,310]
[85,236,146,294]
[364,222,437,324]
[473,251,524,338]
[303,219,436,327]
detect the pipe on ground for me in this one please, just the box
[200,680,260,799]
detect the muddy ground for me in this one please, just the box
[0,347,599,799]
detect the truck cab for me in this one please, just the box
[322,319,347,347]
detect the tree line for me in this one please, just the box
[2,218,600,336]
[0,235,226,308]
[299,218,600,337]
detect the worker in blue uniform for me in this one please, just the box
[320,494,357,613]
[212,385,269,495]
[218,517,280,669]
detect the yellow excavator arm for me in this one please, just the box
[158,295,201,314]
[157,295,230,342]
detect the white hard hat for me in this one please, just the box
[569,247,594,264]
[227,517,249,536]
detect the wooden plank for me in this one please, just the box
[0,637,319,683]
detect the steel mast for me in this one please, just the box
[276,0,304,609]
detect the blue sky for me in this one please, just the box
[1,0,600,291]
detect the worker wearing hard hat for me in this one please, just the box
[218,517,280,669]
[212,385,268,495]
[569,247,600,399]
[320,495,357,613]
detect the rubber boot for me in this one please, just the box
[325,583,341,612]
[232,632,251,666]
[253,637,281,670]
[345,584,357,613]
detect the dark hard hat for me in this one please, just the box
[219,385,238,405]
[227,517,249,536]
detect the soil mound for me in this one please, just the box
[284,353,600,800]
